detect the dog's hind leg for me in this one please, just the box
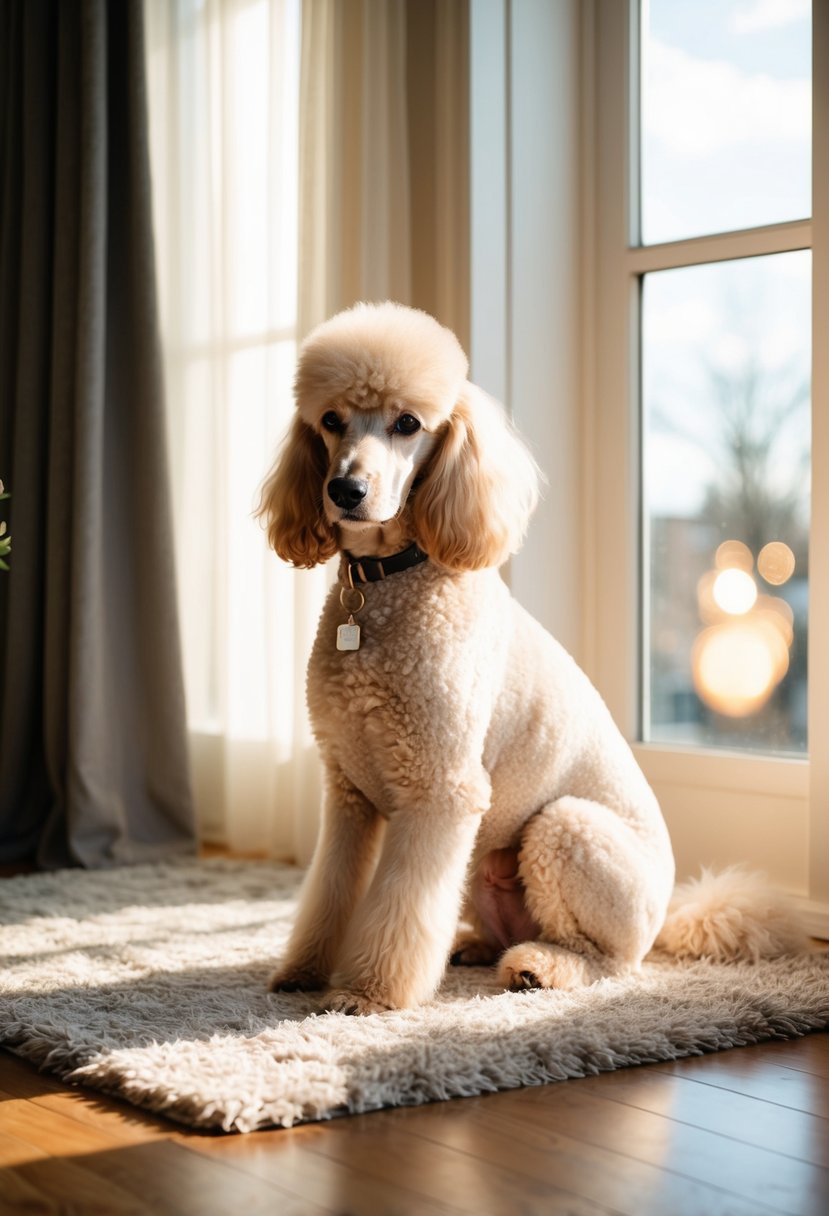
[450,926,501,967]
[496,796,673,992]
[269,767,385,993]
[451,848,541,967]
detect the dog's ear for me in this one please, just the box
[256,415,337,568]
[412,383,540,571]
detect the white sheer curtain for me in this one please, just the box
[145,0,325,863]
[297,0,411,333]
[144,0,467,864]
[297,0,468,342]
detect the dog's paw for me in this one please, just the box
[322,988,392,1016]
[497,942,600,992]
[268,965,326,993]
[449,931,499,967]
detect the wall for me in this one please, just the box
[469,0,584,662]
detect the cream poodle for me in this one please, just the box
[257,301,805,1015]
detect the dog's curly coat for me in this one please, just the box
[257,301,806,1015]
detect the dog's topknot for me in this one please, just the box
[295,301,469,424]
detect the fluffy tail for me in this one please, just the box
[655,866,811,963]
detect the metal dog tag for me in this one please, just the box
[337,616,361,651]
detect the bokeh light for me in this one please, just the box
[692,619,790,718]
[757,541,796,586]
[754,593,794,649]
[712,567,758,615]
[715,539,753,573]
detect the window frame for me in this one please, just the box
[589,0,829,924]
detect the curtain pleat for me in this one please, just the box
[298,0,412,336]
[298,0,469,343]
[0,0,195,867]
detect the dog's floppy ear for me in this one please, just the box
[256,415,337,568]
[412,382,540,571]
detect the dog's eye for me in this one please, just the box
[393,413,421,436]
[321,411,344,433]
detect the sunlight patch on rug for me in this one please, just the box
[0,859,827,1133]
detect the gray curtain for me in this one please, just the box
[0,0,196,866]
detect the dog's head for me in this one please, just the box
[257,302,540,571]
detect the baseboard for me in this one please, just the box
[793,897,829,942]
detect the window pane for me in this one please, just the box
[640,0,811,245]
[642,251,810,753]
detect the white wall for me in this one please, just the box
[470,0,583,661]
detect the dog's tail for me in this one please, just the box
[654,865,810,963]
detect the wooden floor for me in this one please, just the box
[1,1033,827,1215]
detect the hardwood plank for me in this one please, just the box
[394,1090,790,1216]
[10,1156,151,1216]
[182,1122,469,1216]
[0,1126,48,1168]
[0,1051,71,1100]
[570,1065,829,1166]
[67,1140,329,1216]
[652,1049,829,1117]
[0,1050,175,1145]
[724,1034,829,1081]
[302,1105,619,1215]
[0,1055,323,1215]
[16,1086,169,1147]
[488,1079,829,1214]
[0,1092,132,1157]
[0,1167,60,1215]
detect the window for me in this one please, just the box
[642,253,811,755]
[639,2,811,757]
[639,0,811,244]
[592,0,829,917]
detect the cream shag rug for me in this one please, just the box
[1,858,827,1134]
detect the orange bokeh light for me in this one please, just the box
[692,618,790,718]
[715,539,753,573]
[757,541,796,587]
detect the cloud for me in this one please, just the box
[731,0,810,33]
[643,37,810,157]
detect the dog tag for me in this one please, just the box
[337,615,361,651]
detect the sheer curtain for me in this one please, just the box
[145,0,326,863]
[144,0,468,865]
[298,0,469,343]
[297,0,411,334]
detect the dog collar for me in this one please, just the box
[336,544,428,652]
[343,543,428,587]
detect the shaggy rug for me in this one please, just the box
[1,858,827,1134]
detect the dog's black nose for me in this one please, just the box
[328,477,369,510]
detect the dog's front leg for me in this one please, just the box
[324,803,481,1014]
[269,769,385,993]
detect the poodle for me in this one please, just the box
[257,301,806,1015]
